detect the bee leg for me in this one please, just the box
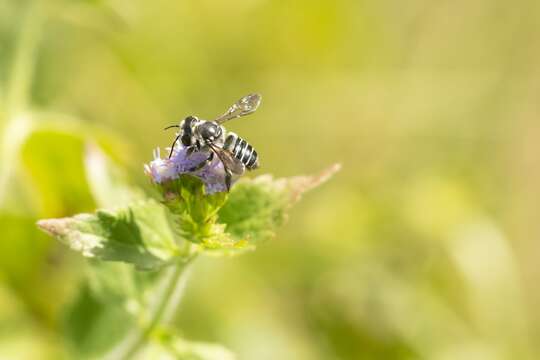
[224,169,232,192]
[187,139,205,156]
[206,143,234,192]
[186,145,196,156]
[187,152,214,172]
[168,134,181,158]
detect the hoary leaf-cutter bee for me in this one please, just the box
[165,94,261,191]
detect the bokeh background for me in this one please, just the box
[1,0,540,359]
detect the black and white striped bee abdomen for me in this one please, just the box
[224,132,259,170]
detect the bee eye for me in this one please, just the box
[184,115,198,124]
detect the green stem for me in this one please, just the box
[5,0,45,118]
[103,257,196,360]
[0,0,45,207]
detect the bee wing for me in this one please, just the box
[208,143,245,175]
[214,94,261,124]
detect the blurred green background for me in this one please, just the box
[1,0,539,359]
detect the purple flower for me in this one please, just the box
[144,143,236,194]
[144,148,178,183]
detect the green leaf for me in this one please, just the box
[218,164,341,246]
[0,213,51,292]
[37,199,184,270]
[0,213,72,324]
[21,129,96,216]
[62,262,170,359]
[62,282,135,359]
[85,261,160,305]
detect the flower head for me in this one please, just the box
[143,148,178,183]
[144,142,237,194]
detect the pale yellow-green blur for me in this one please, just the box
[1,0,539,359]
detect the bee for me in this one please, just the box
[164,93,262,191]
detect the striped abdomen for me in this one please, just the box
[223,132,259,170]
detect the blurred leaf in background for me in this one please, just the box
[1,0,540,359]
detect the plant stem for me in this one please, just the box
[5,0,45,118]
[103,257,195,360]
[0,0,45,207]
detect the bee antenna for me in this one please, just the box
[164,125,180,131]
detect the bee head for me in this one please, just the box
[184,115,198,124]
[199,121,222,142]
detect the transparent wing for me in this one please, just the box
[214,93,261,124]
[208,143,245,175]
